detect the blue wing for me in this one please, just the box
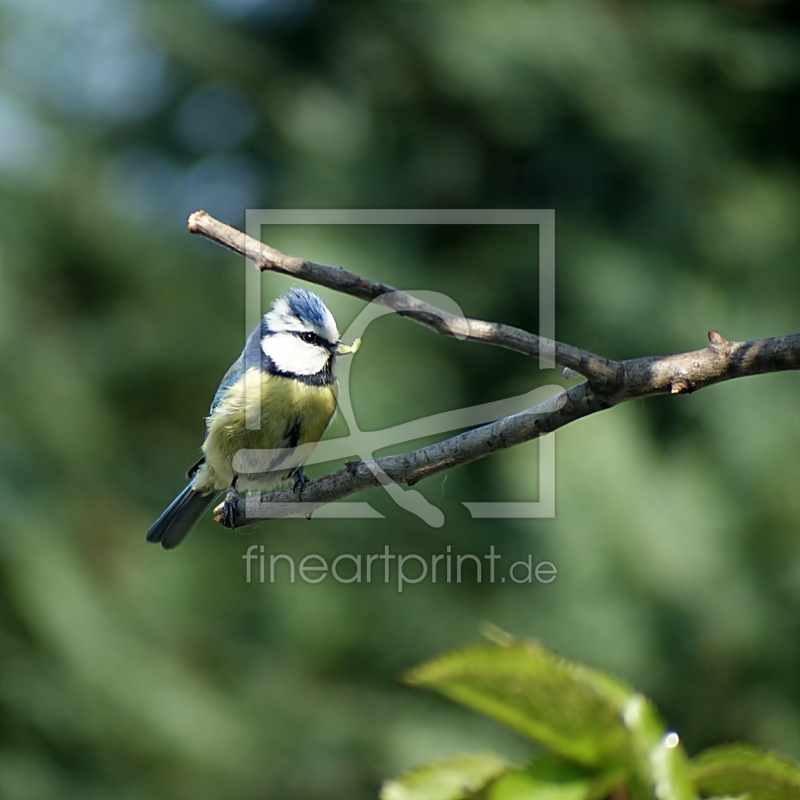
[147,317,268,549]
[209,317,266,415]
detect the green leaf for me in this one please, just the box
[485,754,623,800]
[404,639,700,800]
[690,744,800,800]
[380,753,512,800]
[621,696,697,800]
[403,641,635,769]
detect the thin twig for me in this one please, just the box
[188,210,620,386]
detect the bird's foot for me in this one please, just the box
[291,469,313,520]
[221,484,241,530]
[292,468,309,496]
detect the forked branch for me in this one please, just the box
[185,211,800,528]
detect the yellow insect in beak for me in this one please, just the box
[337,338,361,356]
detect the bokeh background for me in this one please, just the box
[2,0,800,798]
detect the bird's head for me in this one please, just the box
[262,288,359,377]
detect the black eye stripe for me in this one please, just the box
[293,330,328,348]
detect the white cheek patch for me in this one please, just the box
[261,332,330,376]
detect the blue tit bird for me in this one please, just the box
[146,288,360,550]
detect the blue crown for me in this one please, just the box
[282,288,329,329]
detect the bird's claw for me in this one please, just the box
[292,469,309,496]
[222,484,241,530]
[292,469,313,520]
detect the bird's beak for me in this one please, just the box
[336,338,361,355]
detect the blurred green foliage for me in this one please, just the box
[385,638,800,800]
[1,1,799,799]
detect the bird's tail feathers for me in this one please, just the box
[145,483,220,550]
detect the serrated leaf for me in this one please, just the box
[380,752,512,800]
[403,641,634,769]
[690,744,800,800]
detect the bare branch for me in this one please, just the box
[184,212,800,528]
[188,210,620,386]
[217,329,800,525]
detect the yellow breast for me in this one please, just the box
[194,368,337,492]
